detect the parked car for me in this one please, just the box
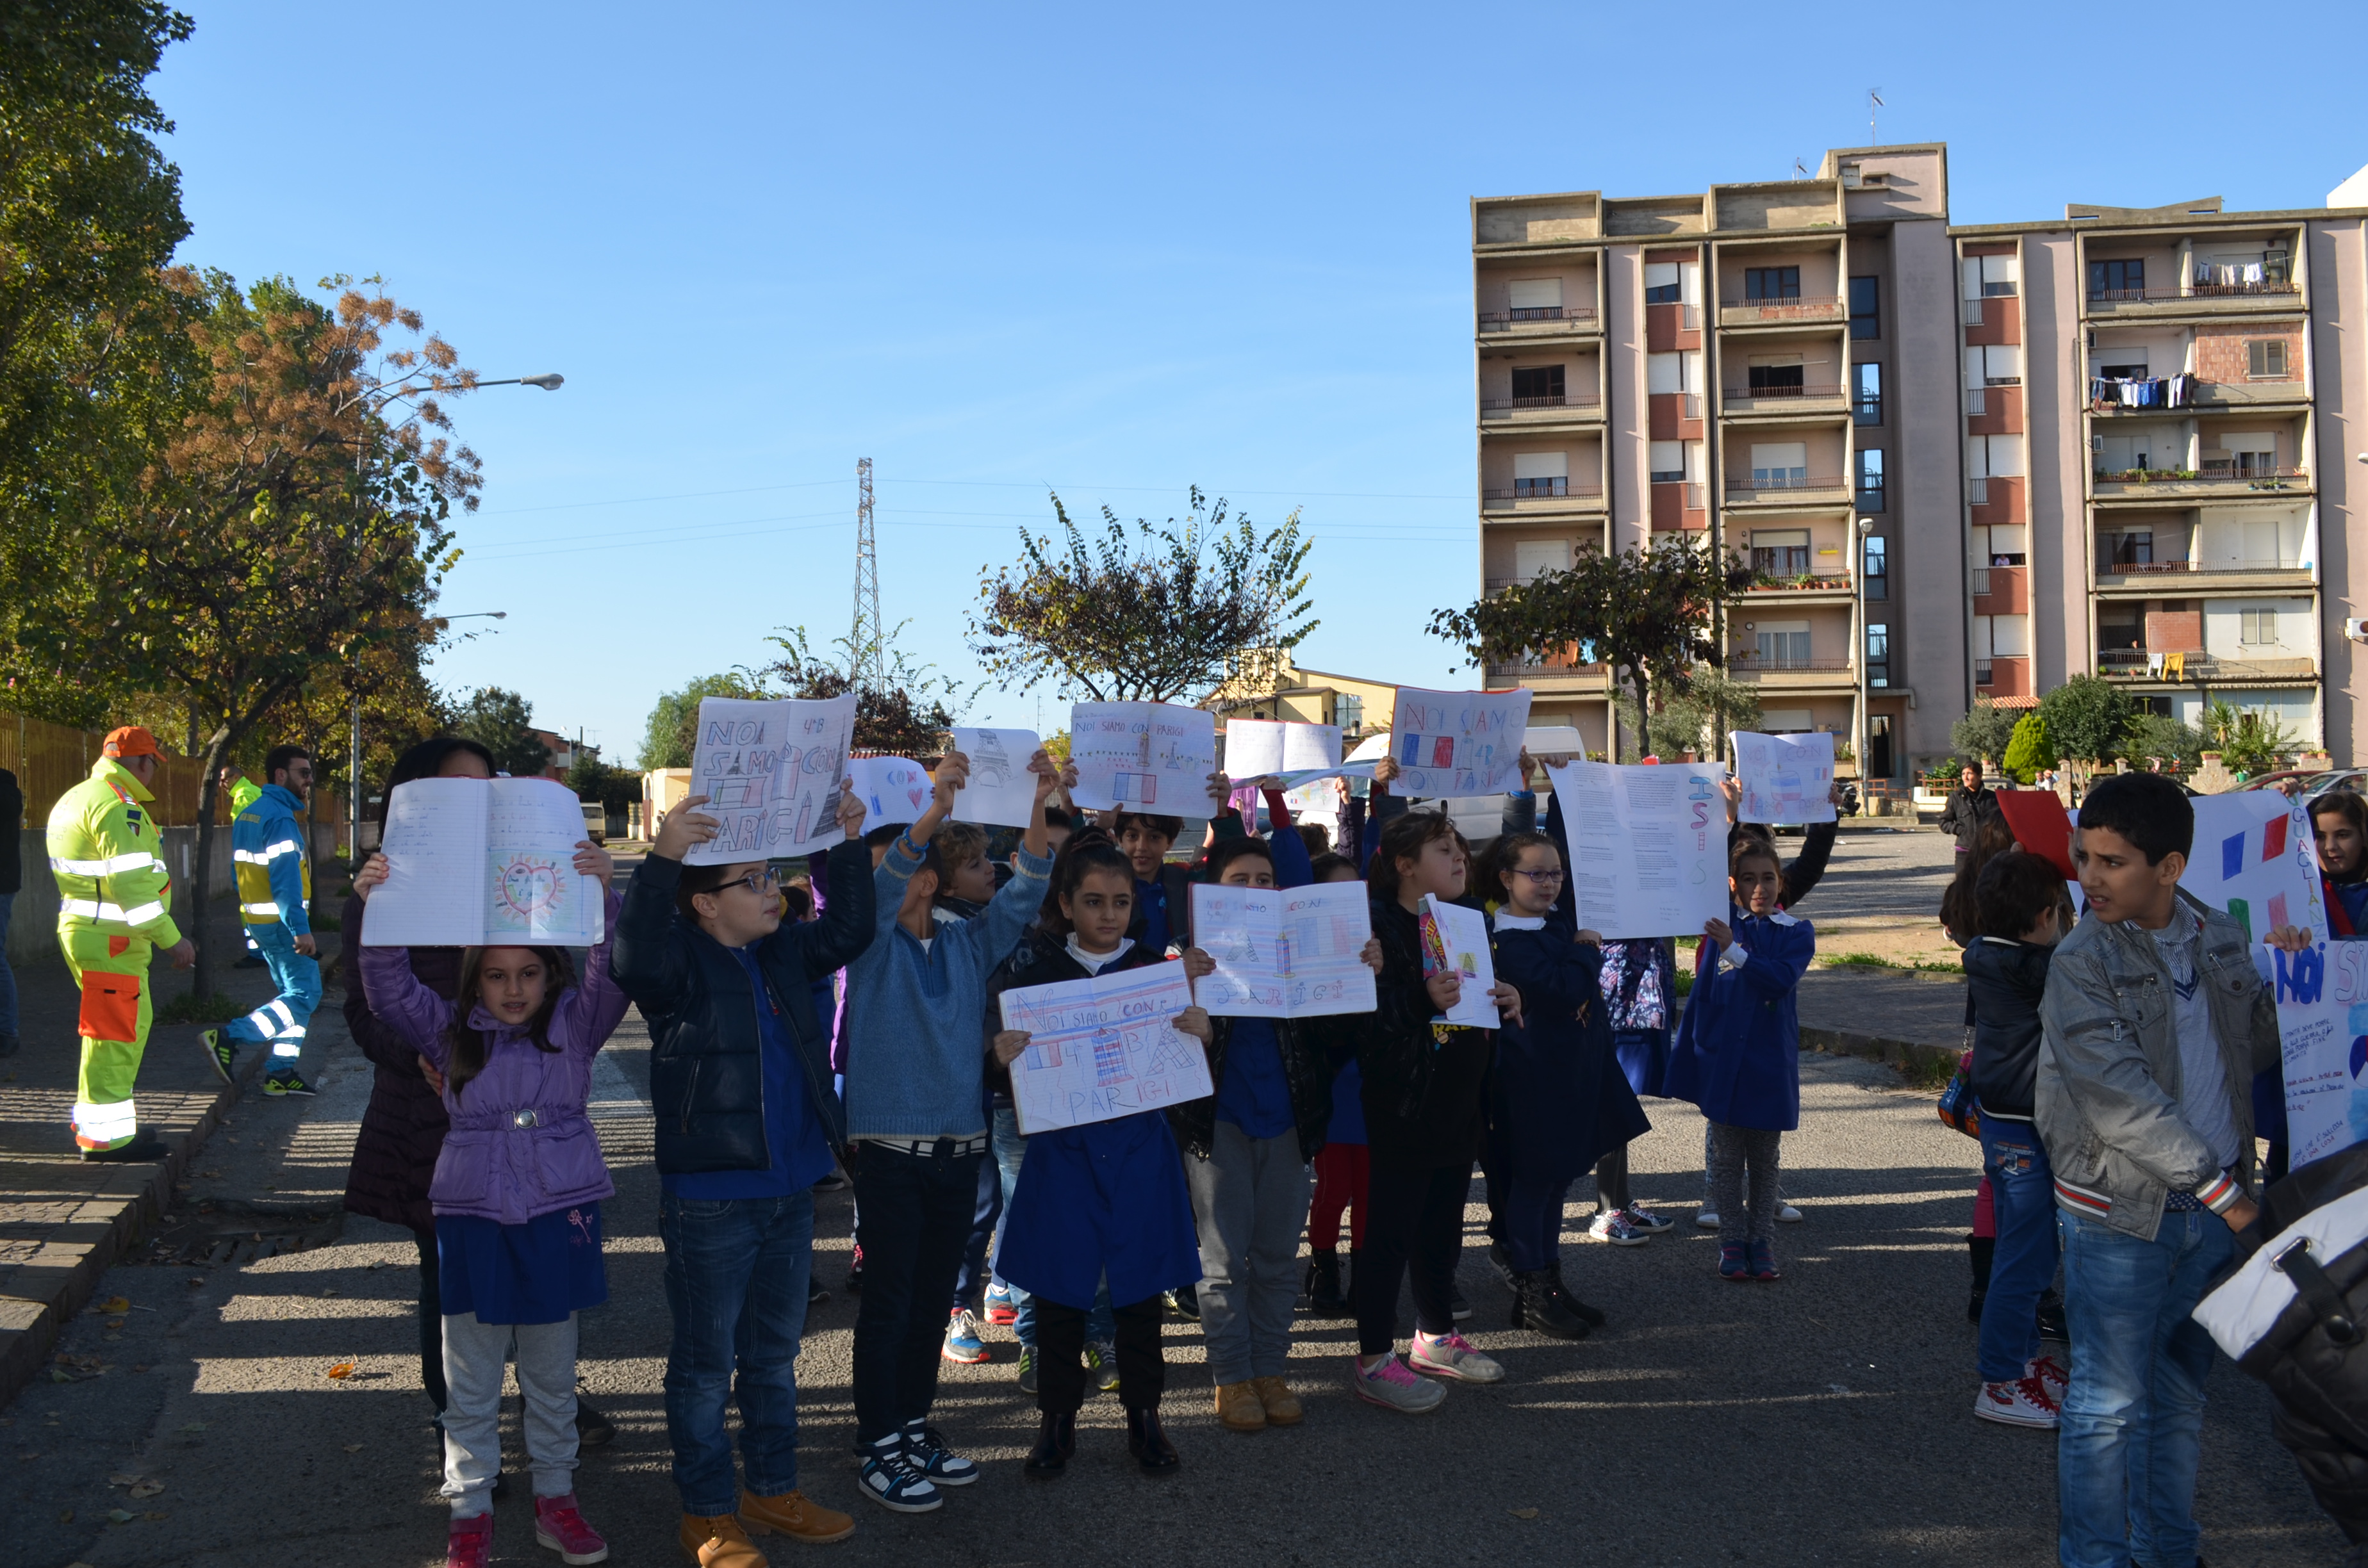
[579,801,606,845]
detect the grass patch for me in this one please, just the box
[1671,967,1693,998]
[1817,952,1963,975]
[156,990,242,1025]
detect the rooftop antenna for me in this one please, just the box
[1868,88,1885,142]
[850,457,885,691]
[1793,157,1809,178]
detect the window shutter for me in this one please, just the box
[1508,279,1562,310]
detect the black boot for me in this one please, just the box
[573,1398,615,1449]
[1024,1410,1076,1478]
[1511,1270,1590,1340]
[1304,1252,1351,1318]
[2035,1287,2067,1343]
[1126,1407,1179,1474]
[1547,1261,1607,1327]
[1967,1234,1994,1325]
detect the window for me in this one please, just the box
[1961,255,2019,298]
[1511,450,1567,497]
[1647,352,1689,394]
[1506,278,1563,319]
[2247,339,2290,379]
[1644,261,1680,304]
[1982,523,2028,566]
[2210,431,2279,477]
[2096,432,2152,475]
[1856,448,1885,512]
[1853,362,1883,426]
[1745,266,1800,302]
[2087,258,2146,300]
[1747,360,1805,396]
[1865,623,1890,687]
[1749,528,1810,577]
[1850,275,1880,338]
[1335,694,1363,733]
[2241,608,2280,644]
[2096,359,2150,381]
[1510,364,1566,405]
[2105,530,2153,568]
[1968,433,2023,479]
[1862,534,1887,601]
[1514,539,1569,582]
[1749,442,1808,487]
[1754,620,1811,667]
[1965,344,2023,387]
[1649,441,1684,484]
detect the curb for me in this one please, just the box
[0,1040,265,1413]
[1800,1024,1958,1083]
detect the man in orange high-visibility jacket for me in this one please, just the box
[49,727,195,1160]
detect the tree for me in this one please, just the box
[1430,536,1747,763]
[2203,700,2299,777]
[751,623,969,756]
[2121,712,2203,774]
[2002,712,2055,784]
[2037,674,2134,767]
[1950,701,2021,766]
[452,687,550,778]
[566,753,639,813]
[638,673,765,769]
[1616,669,1763,761]
[969,488,1315,703]
[17,274,483,999]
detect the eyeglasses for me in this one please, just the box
[1510,867,1566,884]
[721,867,782,895]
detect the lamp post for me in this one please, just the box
[347,610,509,858]
[1854,516,1875,812]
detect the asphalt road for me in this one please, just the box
[2,951,2341,1567]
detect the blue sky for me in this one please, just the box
[154,1,2368,763]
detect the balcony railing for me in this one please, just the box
[1477,305,1598,331]
[1722,382,1845,409]
[1482,481,1604,505]
[2096,558,2310,578]
[1723,473,1847,500]
[2087,282,2297,305]
[1718,295,1846,325]
[2093,466,2308,490]
[1976,660,1994,686]
[1744,572,1852,594]
[2097,649,2316,680]
[1484,656,1607,679]
[1730,655,1855,675]
[1480,391,1602,415]
[1971,568,1990,596]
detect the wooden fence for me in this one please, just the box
[0,710,345,831]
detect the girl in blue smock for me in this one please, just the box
[988,833,1209,1478]
[1665,838,1815,1283]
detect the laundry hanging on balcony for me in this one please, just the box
[2089,372,2198,410]
[2145,650,2187,680]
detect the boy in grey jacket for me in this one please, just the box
[2037,772,2304,1568]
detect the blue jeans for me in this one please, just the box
[659,1189,815,1514]
[1977,1120,2059,1382]
[953,1126,1003,1312]
[226,920,321,1065]
[2058,1207,2236,1568]
[991,1106,1112,1350]
[0,890,16,1040]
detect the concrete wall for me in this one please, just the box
[1606,245,1649,551]
[2311,216,2365,761]
[7,826,247,970]
[2024,232,2089,689]
[1891,215,1968,765]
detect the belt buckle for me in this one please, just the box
[511,1109,540,1129]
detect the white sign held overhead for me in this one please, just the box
[948,726,1042,829]
[846,756,932,832]
[1068,701,1218,813]
[684,695,857,865]
[1388,687,1532,797]
[363,777,606,948]
[1547,758,1730,938]
[1222,719,1343,780]
[998,961,1214,1134]
[1190,882,1376,1018]
[1729,730,1838,825]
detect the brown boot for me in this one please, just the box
[679,1513,768,1567]
[739,1488,854,1545]
[1252,1375,1304,1426]
[1213,1379,1267,1432]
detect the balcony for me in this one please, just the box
[1479,390,1602,425]
[2084,282,2300,318]
[1962,295,2022,346]
[1718,295,1846,328]
[1484,653,1609,684]
[2089,376,2308,414]
[1481,480,1605,515]
[1977,656,2032,698]
[1650,481,1708,530]
[1723,473,1850,505]
[2093,466,2310,500]
[2097,649,2315,682]
[1477,305,1599,339]
[2094,558,2315,591]
[1727,653,1858,690]
[1973,564,2027,614]
[1720,382,1847,415]
[1741,571,1854,603]
[1966,384,2023,436]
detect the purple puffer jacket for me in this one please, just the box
[358,889,629,1227]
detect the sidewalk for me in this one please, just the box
[0,909,304,1411]
[1795,963,1969,1082]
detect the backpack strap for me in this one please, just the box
[2275,1236,2364,1347]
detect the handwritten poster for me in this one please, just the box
[946,726,1041,829]
[1730,730,1837,825]
[1190,882,1376,1018]
[2182,792,2326,942]
[1548,758,1729,938]
[363,777,605,947]
[997,961,1213,1134]
[1069,701,1217,813]
[1420,894,1499,1027]
[684,695,855,865]
[1389,687,1532,797]
[1223,719,1342,780]
[2260,939,2368,1169]
[847,756,932,832]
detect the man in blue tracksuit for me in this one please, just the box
[203,745,321,1097]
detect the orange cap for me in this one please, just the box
[101,726,160,759]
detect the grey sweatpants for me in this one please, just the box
[1707,1124,1782,1246]
[441,1311,580,1517]
[1185,1122,1313,1385]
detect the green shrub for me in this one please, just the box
[2001,712,2055,784]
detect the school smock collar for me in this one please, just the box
[1493,913,1548,931]
[1733,906,1799,929]
[1067,935,1134,973]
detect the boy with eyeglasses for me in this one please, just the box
[614,783,875,1565]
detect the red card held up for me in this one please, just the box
[1995,790,2078,881]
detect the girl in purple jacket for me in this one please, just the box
[356,842,626,1568]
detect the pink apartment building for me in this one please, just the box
[1473,143,2368,776]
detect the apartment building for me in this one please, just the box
[1472,145,2368,776]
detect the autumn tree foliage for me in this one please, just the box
[969,488,1317,704]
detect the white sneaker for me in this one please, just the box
[1973,1375,2059,1429]
[1588,1210,1650,1246]
[1777,1202,1804,1224]
[1695,1208,1721,1230]
[1410,1330,1504,1384]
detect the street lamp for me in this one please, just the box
[1854,516,1876,813]
[347,610,509,859]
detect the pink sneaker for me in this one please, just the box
[1409,1330,1505,1384]
[1349,1351,1445,1413]
[533,1492,610,1565]
[447,1514,494,1568]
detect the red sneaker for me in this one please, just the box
[533,1492,610,1565]
[447,1514,494,1568]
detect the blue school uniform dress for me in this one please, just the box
[992,940,1203,1312]
[1665,907,1816,1133]
[1490,914,1652,1181]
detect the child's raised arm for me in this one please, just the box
[354,852,459,1065]
[554,880,631,1055]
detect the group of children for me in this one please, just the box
[347,735,1832,1568]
